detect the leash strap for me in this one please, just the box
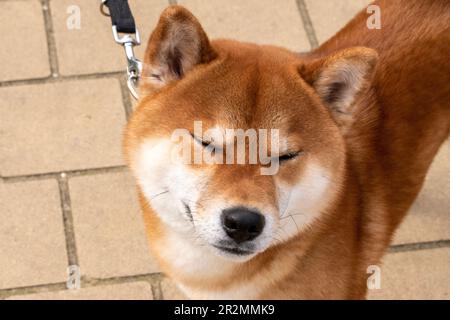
[104,0,136,34]
[101,0,142,100]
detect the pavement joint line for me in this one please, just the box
[388,239,450,253]
[295,0,319,50]
[40,0,60,77]
[0,282,67,300]
[58,173,79,267]
[0,71,125,88]
[82,273,164,288]
[1,165,128,183]
[0,273,163,300]
[152,279,164,300]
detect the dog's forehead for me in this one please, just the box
[172,49,313,130]
[138,42,327,141]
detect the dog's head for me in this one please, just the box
[124,6,378,261]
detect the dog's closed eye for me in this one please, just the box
[191,133,211,147]
[278,151,302,163]
[150,73,163,81]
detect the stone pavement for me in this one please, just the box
[0,0,448,300]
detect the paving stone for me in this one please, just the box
[305,0,372,44]
[368,248,450,299]
[393,140,450,244]
[0,78,126,177]
[0,0,50,81]
[69,171,161,279]
[8,281,153,300]
[0,179,67,289]
[161,278,188,300]
[179,0,310,52]
[50,0,169,75]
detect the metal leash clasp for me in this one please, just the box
[112,26,143,99]
[101,0,143,99]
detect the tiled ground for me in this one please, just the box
[0,0,448,300]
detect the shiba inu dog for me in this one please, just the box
[124,0,450,299]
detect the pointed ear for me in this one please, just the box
[142,5,217,89]
[299,47,378,121]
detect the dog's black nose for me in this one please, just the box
[221,208,265,243]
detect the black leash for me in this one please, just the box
[102,0,136,33]
[101,0,142,99]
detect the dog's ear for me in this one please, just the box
[299,47,378,123]
[142,5,216,90]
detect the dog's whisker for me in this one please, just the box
[280,212,305,220]
[290,215,300,233]
[149,190,169,200]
